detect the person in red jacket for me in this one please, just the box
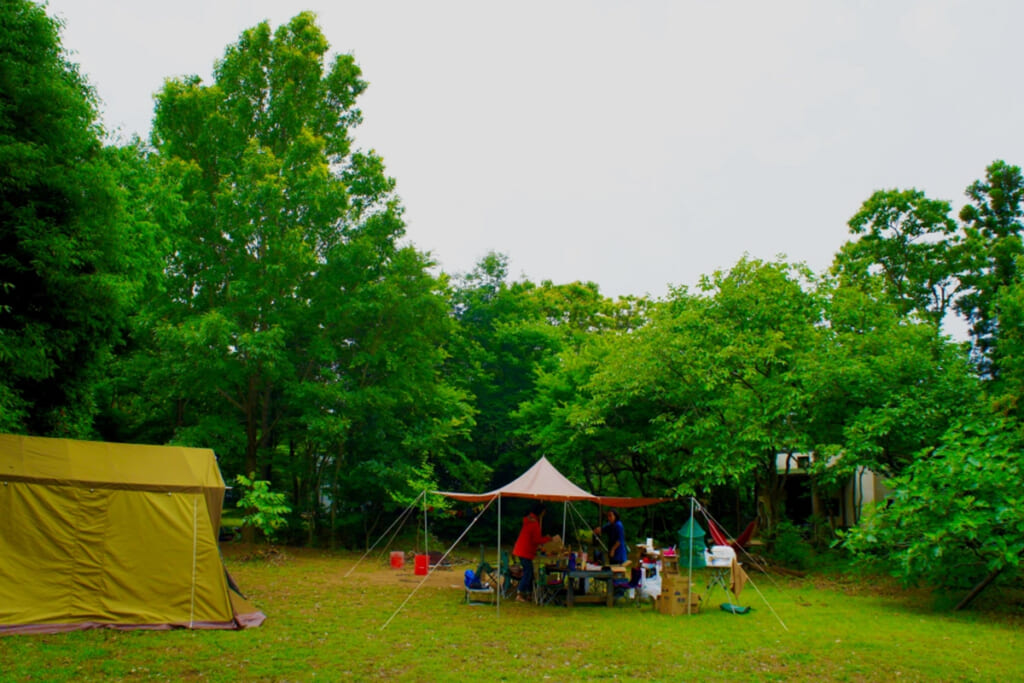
[512,501,551,602]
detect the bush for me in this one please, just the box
[767,519,813,570]
[235,473,291,544]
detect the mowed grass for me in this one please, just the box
[2,544,1022,682]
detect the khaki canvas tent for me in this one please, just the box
[0,434,265,635]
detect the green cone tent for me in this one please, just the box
[0,434,265,635]
[677,515,707,568]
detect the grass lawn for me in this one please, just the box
[1,544,1022,681]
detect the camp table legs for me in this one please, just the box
[566,570,615,607]
[705,566,730,602]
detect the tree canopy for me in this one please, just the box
[3,3,1023,601]
[0,0,155,436]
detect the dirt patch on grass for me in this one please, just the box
[222,542,479,590]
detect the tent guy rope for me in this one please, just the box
[380,496,497,631]
[342,489,426,580]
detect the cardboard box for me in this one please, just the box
[656,587,701,615]
[660,574,689,593]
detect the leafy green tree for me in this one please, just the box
[806,282,979,491]
[834,189,961,327]
[956,160,1024,377]
[0,1,154,436]
[448,252,645,493]
[842,414,1024,608]
[448,254,561,477]
[514,301,658,496]
[533,258,822,535]
[137,13,466,545]
[659,259,823,531]
[989,269,1024,416]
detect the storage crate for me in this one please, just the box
[656,586,701,615]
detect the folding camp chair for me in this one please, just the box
[499,550,523,599]
[534,564,567,606]
[465,546,498,605]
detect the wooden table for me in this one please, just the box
[565,569,616,607]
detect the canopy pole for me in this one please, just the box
[687,496,695,615]
[497,494,502,616]
[423,493,428,559]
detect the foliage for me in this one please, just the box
[543,258,822,531]
[806,281,978,487]
[0,0,155,436]
[990,267,1024,416]
[834,188,961,327]
[447,252,640,488]
[842,414,1024,593]
[117,12,470,545]
[956,160,1024,377]
[764,518,813,570]
[234,473,291,543]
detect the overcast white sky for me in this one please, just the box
[45,0,1024,300]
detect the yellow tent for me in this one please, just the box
[0,434,265,635]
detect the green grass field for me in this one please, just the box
[1,545,1022,682]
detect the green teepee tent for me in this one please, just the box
[677,515,707,569]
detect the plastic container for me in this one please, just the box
[707,545,735,567]
[390,551,404,569]
[414,554,429,575]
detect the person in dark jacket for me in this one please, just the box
[593,509,627,565]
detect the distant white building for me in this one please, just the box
[775,453,890,528]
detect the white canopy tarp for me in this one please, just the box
[436,456,667,508]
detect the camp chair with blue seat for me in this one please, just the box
[464,546,498,605]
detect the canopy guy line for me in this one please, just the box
[343,489,426,580]
[692,500,791,594]
[381,496,496,631]
[689,499,788,631]
[565,500,610,559]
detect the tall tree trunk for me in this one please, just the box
[329,441,343,551]
[242,377,260,545]
[756,454,789,553]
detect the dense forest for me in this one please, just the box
[2,3,1022,601]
